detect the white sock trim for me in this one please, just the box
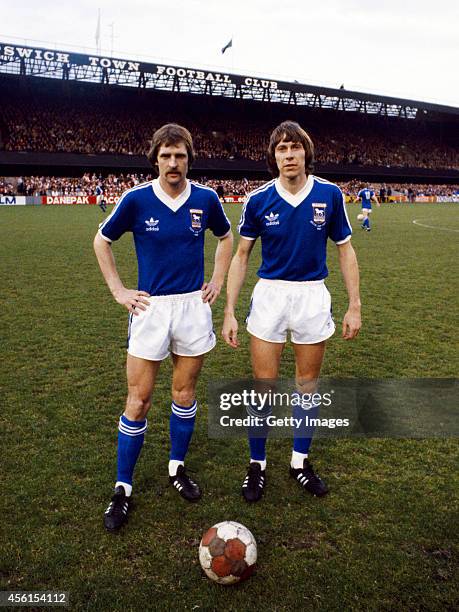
[250,459,267,471]
[168,459,184,477]
[171,401,197,419]
[291,450,308,469]
[115,481,132,497]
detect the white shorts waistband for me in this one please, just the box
[257,278,325,287]
[148,290,202,302]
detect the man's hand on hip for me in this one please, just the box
[113,287,150,315]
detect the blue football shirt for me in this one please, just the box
[358,188,374,208]
[238,176,352,281]
[99,180,231,296]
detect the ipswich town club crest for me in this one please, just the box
[189,208,204,235]
[310,203,327,229]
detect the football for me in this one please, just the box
[357,213,364,220]
[199,521,257,585]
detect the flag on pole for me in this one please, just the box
[221,38,233,54]
[95,9,101,49]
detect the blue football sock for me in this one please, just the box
[248,435,268,461]
[117,414,147,487]
[247,403,270,461]
[292,391,319,455]
[364,217,370,229]
[170,400,197,461]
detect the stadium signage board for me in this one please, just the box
[1,44,71,63]
[0,195,25,205]
[224,195,246,203]
[156,65,278,89]
[4,41,452,117]
[2,194,456,206]
[0,43,279,89]
[42,196,94,205]
[437,195,459,202]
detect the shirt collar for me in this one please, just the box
[275,175,314,207]
[152,178,191,212]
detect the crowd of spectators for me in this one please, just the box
[1,174,458,199]
[2,105,457,170]
[0,78,457,171]
[2,174,148,197]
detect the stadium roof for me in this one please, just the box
[1,41,458,119]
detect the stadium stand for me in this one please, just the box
[1,77,457,171]
[0,42,457,188]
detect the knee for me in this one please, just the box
[125,393,151,420]
[295,378,318,395]
[172,386,196,407]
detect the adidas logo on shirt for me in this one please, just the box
[145,217,159,232]
[265,211,280,226]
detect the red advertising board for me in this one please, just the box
[42,195,97,205]
[223,195,245,203]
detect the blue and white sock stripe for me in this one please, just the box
[291,390,320,410]
[291,391,302,403]
[118,417,148,437]
[246,404,272,419]
[171,400,197,419]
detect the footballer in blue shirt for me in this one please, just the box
[94,124,233,530]
[222,121,361,502]
[95,181,106,212]
[355,186,380,231]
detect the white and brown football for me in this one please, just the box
[199,521,257,585]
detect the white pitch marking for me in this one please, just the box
[412,219,459,233]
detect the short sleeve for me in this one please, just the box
[329,187,352,245]
[207,192,231,237]
[237,196,259,239]
[98,190,134,242]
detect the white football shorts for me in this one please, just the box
[362,207,372,213]
[246,278,335,344]
[127,290,216,361]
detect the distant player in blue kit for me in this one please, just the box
[95,180,106,212]
[94,124,233,531]
[355,185,380,231]
[222,121,361,502]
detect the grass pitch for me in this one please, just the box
[1,202,458,611]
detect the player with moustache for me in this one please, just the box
[94,124,233,530]
[222,121,361,502]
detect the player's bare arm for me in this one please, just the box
[201,230,234,305]
[222,237,256,348]
[93,232,150,315]
[336,240,361,340]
